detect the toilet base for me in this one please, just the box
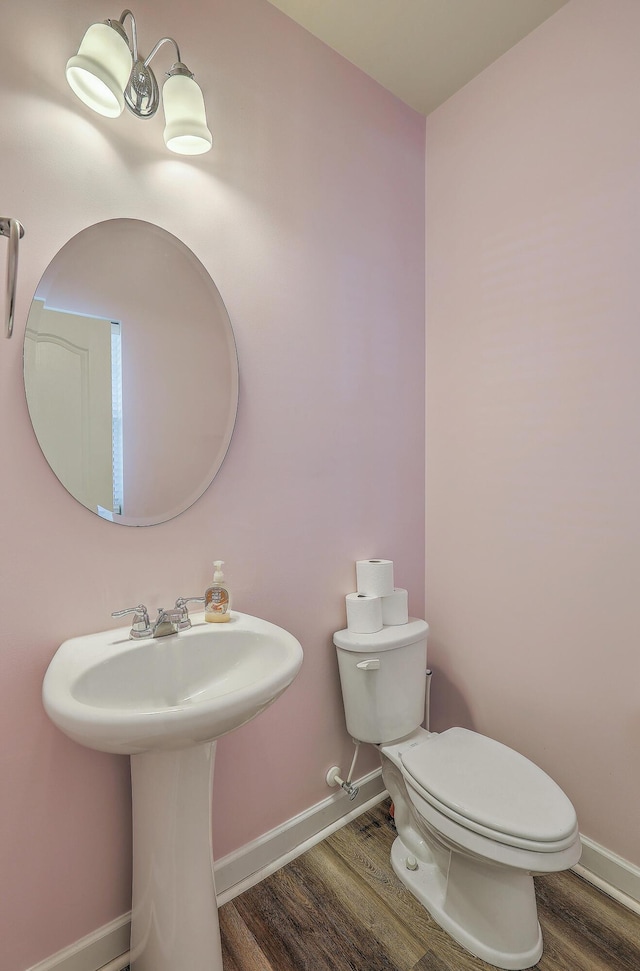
[390,836,543,971]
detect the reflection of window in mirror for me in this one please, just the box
[110,322,124,517]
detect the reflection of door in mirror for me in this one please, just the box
[25,301,118,518]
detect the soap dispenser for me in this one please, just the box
[205,560,231,623]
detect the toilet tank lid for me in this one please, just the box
[333,618,428,652]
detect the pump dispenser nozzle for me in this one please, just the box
[213,560,225,581]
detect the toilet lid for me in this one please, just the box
[401,728,577,843]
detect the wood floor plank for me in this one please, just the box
[326,804,436,942]
[219,900,274,971]
[410,950,454,971]
[540,869,640,949]
[231,848,411,970]
[409,943,498,971]
[301,839,426,969]
[535,871,640,971]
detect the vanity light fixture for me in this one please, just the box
[66,9,212,155]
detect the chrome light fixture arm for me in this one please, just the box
[108,9,136,51]
[144,36,183,72]
[115,10,137,54]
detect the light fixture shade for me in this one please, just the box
[162,74,212,155]
[66,22,133,118]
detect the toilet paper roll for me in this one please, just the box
[382,588,409,626]
[356,559,394,598]
[345,592,383,634]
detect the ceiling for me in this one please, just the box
[266,0,568,115]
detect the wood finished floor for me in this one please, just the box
[219,801,640,971]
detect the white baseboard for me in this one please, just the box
[25,915,130,971]
[573,835,640,914]
[27,769,386,971]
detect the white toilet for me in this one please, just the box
[334,619,581,971]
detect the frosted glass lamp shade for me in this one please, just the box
[162,74,212,155]
[66,22,133,118]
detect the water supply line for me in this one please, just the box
[346,740,360,784]
[425,669,433,731]
[326,740,361,800]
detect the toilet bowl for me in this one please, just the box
[334,619,581,971]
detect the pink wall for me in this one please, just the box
[426,0,640,867]
[0,1,425,968]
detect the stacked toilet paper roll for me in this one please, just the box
[345,559,409,632]
[355,559,394,597]
[381,587,409,626]
[345,592,383,633]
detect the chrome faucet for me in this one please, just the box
[152,607,183,638]
[112,597,205,639]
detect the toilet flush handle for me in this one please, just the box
[356,658,380,671]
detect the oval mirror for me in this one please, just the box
[24,219,238,526]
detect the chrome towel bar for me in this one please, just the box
[1,216,25,338]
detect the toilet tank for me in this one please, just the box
[333,619,428,743]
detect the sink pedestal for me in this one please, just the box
[130,741,222,971]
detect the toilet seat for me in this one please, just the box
[401,728,578,851]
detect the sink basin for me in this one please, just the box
[43,611,303,754]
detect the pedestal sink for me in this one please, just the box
[42,611,303,971]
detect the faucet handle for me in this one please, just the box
[174,596,206,630]
[111,604,151,639]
